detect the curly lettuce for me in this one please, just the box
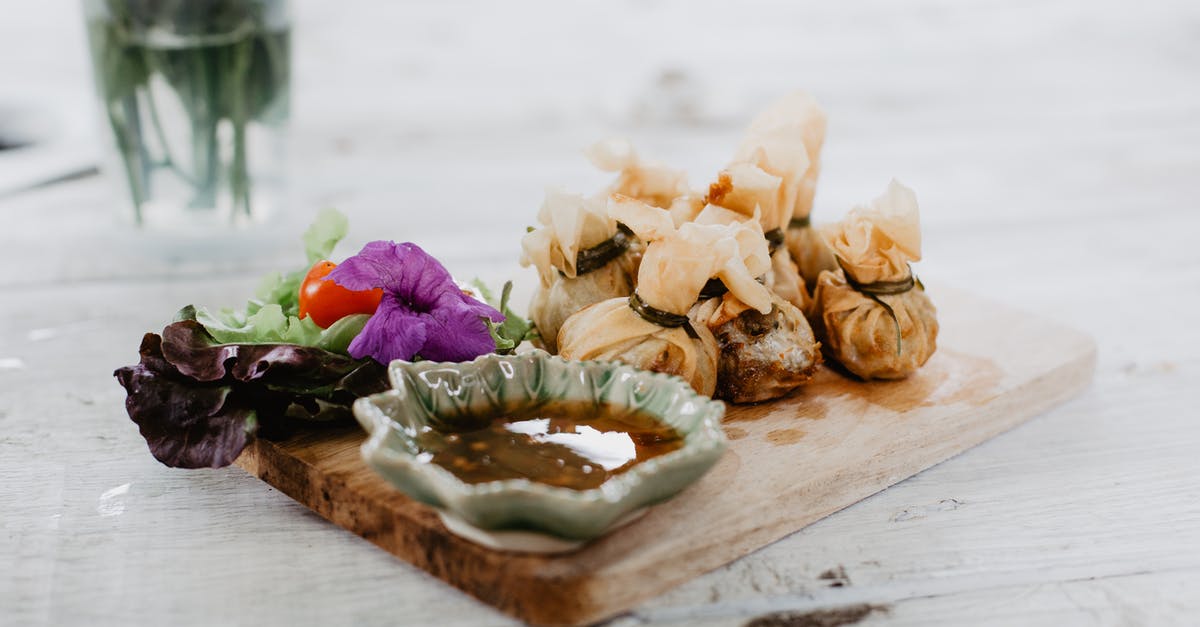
[114,313,387,468]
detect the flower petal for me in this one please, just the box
[326,241,392,291]
[440,289,505,323]
[330,240,506,363]
[419,299,500,362]
[329,241,458,295]
[346,297,427,364]
[407,254,457,303]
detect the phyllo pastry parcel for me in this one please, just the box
[691,289,821,404]
[557,197,774,396]
[701,162,810,313]
[812,180,938,380]
[682,181,823,403]
[529,91,939,399]
[734,91,837,292]
[520,189,639,353]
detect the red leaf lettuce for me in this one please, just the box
[114,312,387,468]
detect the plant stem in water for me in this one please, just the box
[229,30,254,217]
[86,1,290,225]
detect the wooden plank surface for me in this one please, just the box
[234,287,1095,626]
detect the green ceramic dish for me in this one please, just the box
[352,350,727,548]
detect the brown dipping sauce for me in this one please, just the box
[414,403,684,490]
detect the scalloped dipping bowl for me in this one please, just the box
[352,350,727,553]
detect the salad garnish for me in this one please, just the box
[327,241,503,364]
[115,314,387,468]
[114,210,533,468]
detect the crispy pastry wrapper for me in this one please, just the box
[812,269,938,380]
[734,91,826,221]
[558,297,721,396]
[586,138,693,209]
[520,188,622,286]
[813,180,936,379]
[735,92,834,288]
[558,198,774,396]
[691,201,811,312]
[693,293,755,329]
[787,223,838,292]
[520,189,638,353]
[526,254,637,354]
[609,196,772,315]
[668,193,708,227]
[821,180,922,285]
[769,248,810,312]
[704,162,787,232]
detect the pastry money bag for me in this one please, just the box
[557,196,773,397]
[520,189,638,353]
[683,195,822,403]
[700,161,811,312]
[812,180,938,380]
[734,92,837,292]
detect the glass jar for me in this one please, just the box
[84,0,291,230]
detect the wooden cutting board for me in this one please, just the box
[234,287,1096,626]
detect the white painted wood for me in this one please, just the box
[2,0,1198,625]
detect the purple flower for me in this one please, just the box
[327,241,503,364]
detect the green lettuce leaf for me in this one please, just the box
[189,305,368,355]
[471,279,534,354]
[253,208,349,316]
[304,207,349,264]
[251,270,301,317]
[182,209,365,354]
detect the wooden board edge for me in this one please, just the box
[232,338,1099,627]
[234,438,594,624]
[559,336,1099,626]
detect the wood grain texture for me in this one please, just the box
[233,287,1095,626]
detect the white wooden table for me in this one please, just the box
[3,1,1199,625]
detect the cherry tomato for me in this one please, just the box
[298,260,383,328]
